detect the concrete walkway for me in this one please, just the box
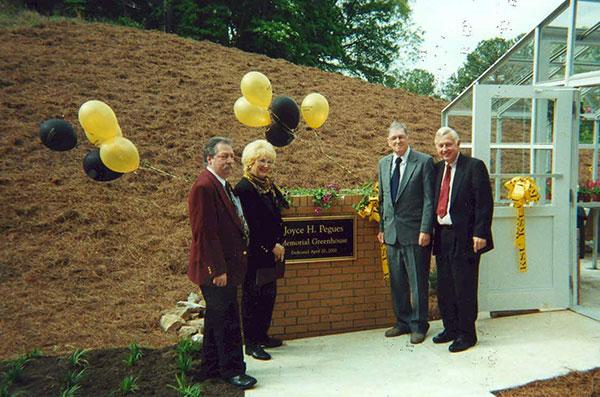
[246,310,600,396]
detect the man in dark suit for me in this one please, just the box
[378,121,434,344]
[432,127,494,353]
[188,136,257,389]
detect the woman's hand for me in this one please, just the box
[272,243,285,262]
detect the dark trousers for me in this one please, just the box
[199,284,245,378]
[386,243,430,334]
[435,227,480,341]
[242,267,277,345]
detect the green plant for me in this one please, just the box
[312,183,341,214]
[2,356,30,384]
[64,369,86,388]
[123,343,143,367]
[119,375,139,395]
[176,354,192,376]
[58,384,80,397]
[352,181,377,212]
[175,339,200,356]
[167,374,202,397]
[67,349,88,368]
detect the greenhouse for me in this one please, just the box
[442,0,600,318]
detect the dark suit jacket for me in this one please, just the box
[187,170,248,286]
[234,177,284,271]
[432,154,494,257]
[378,148,435,245]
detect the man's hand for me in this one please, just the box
[418,232,431,247]
[272,243,285,262]
[377,232,384,244]
[213,273,227,287]
[473,237,487,253]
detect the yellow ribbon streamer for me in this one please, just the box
[504,176,540,272]
[356,182,389,280]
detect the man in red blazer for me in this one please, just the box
[432,127,494,353]
[188,136,256,389]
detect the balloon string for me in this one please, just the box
[139,161,192,181]
[306,129,356,179]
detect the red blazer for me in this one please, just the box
[187,170,248,286]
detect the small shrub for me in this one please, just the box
[123,343,142,367]
[175,339,200,356]
[58,384,80,397]
[64,369,86,388]
[67,349,88,368]
[119,375,139,395]
[167,374,202,397]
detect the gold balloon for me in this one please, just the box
[240,71,272,109]
[301,93,329,129]
[85,123,122,146]
[79,100,119,145]
[99,137,140,173]
[233,96,271,127]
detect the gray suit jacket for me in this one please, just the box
[378,148,435,246]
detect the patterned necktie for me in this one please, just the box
[436,163,452,217]
[225,182,250,241]
[390,157,402,201]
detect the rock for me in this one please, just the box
[191,333,203,344]
[178,325,198,339]
[160,314,185,332]
[187,318,205,334]
[165,306,195,321]
[187,292,200,303]
[175,301,204,313]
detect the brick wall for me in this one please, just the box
[270,195,396,340]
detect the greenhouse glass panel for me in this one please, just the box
[480,34,535,86]
[538,4,571,82]
[574,1,600,76]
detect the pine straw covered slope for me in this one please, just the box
[0,19,445,359]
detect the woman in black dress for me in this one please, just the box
[235,139,288,361]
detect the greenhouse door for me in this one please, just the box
[471,84,578,311]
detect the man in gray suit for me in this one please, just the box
[377,121,435,344]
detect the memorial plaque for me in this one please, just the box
[282,215,356,263]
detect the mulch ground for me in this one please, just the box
[0,12,598,396]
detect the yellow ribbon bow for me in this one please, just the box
[504,176,540,272]
[356,182,389,280]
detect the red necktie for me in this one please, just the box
[436,164,452,217]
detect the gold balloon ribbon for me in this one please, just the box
[356,182,389,280]
[504,176,540,272]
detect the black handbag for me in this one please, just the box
[255,260,285,286]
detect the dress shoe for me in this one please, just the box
[223,374,257,389]
[260,336,283,348]
[432,330,457,344]
[384,326,410,337]
[449,337,476,353]
[245,344,271,360]
[410,332,426,344]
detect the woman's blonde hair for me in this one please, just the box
[241,139,277,170]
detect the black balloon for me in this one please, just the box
[39,119,77,151]
[83,149,123,182]
[266,120,294,147]
[271,96,300,131]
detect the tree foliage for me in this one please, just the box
[386,68,436,96]
[24,0,420,86]
[442,37,516,100]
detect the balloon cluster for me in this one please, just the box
[234,71,329,147]
[79,100,140,181]
[38,100,140,182]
